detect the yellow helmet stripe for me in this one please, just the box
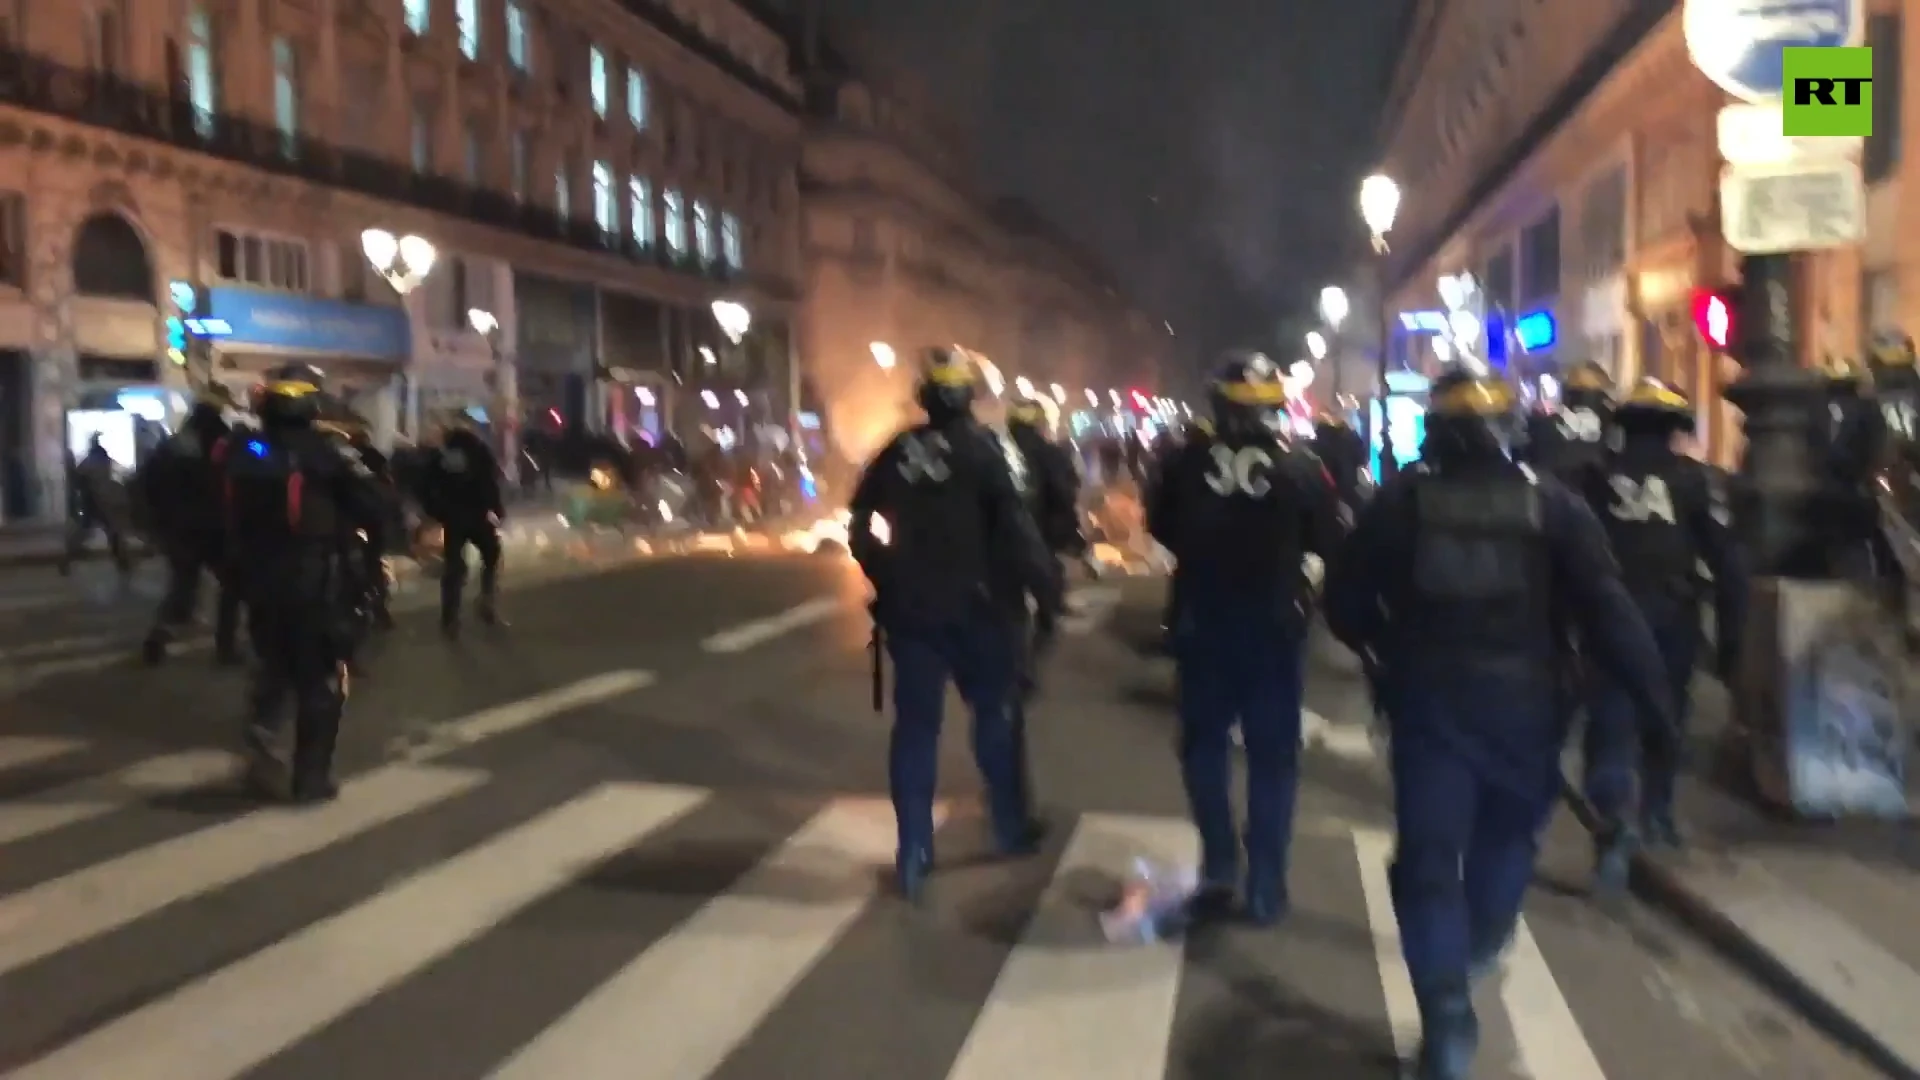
[1219,381,1286,405]
[1432,378,1516,415]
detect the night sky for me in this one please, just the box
[762,0,1411,381]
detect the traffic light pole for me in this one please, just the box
[1723,252,1828,578]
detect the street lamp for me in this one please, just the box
[1306,331,1327,360]
[1359,174,1401,253]
[1358,173,1400,479]
[361,229,435,294]
[1050,383,1066,403]
[1014,375,1034,398]
[1319,286,1349,329]
[711,300,751,344]
[870,342,895,370]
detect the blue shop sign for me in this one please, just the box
[207,287,411,361]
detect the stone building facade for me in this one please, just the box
[790,47,1163,464]
[1373,0,1902,467]
[0,0,805,521]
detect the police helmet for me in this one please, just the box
[256,370,323,427]
[1425,366,1521,459]
[1817,354,1874,398]
[1563,360,1613,396]
[1871,331,1916,368]
[1614,376,1695,433]
[1208,350,1288,436]
[914,346,980,421]
[1007,393,1048,430]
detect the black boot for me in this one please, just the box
[289,702,341,804]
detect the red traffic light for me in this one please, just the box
[1691,287,1734,351]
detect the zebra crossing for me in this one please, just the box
[0,727,1719,1079]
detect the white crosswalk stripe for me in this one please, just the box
[0,731,1699,1079]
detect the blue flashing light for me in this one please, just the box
[1486,313,1508,368]
[165,316,186,351]
[1513,310,1557,352]
[246,439,268,457]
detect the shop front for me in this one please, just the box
[599,291,672,445]
[514,272,597,438]
[201,286,411,446]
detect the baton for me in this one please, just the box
[869,623,885,713]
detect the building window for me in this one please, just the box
[629,177,653,248]
[213,228,309,292]
[271,38,298,158]
[592,161,615,234]
[410,106,430,172]
[627,68,647,128]
[1518,208,1560,302]
[1867,14,1902,184]
[589,46,608,117]
[185,6,217,136]
[510,131,528,199]
[663,189,686,252]
[90,2,123,76]
[403,0,428,36]
[0,192,24,289]
[1483,245,1515,313]
[555,166,571,219]
[456,0,479,59]
[506,1,529,71]
[463,124,482,183]
[720,212,741,267]
[692,200,713,262]
[447,258,468,327]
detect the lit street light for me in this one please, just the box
[1319,286,1349,329]
[361,229,435,294]
[1050,383,1067,403]
[1306,331,1327,360]
[1014,375,1034,398]
[711,300,751,343]
[870,342,896,370]
[1360,174,1401,252]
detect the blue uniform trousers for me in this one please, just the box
[1173,611,1305,905]
[885,614,1027,857]
[1582,607,1698,828]
[1386,694,1560,1003]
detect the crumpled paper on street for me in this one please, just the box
[1098,857,1198,945]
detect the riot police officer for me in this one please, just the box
[1145,350,1343,924]
[848,346,1064,901]
[1313,407,1369,514]
[226,365,384,803]
[1005,394,1085,561]
[1321,366,1673,1080]
[1523,359,1614,479]
[420,414,506,636]
[1576,378,1744,872]
[139,389,241,665]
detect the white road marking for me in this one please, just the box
[0,749,240,845]
[0,635,116,660]
[700,597,843,653]
[943,813,1195,1079]
[0,735,84,774]
[0,764,486,978]
[398,670,656,759]
[1353,825,1422,1061]
[491,797,935,1079]
[5,782,710,1080]
[1059,585,1123,635]
[1502,917,1609,1078]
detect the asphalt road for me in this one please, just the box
[0,556,1884,1079]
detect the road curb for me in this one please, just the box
[1628,851,1920,1080]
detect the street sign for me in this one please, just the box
[1719,160,1866,253]
[1717,102,1863,164]
[1684,0,1862,102]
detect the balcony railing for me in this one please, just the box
[0,49,742,288]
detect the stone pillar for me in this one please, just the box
[230,0,264,122]
[313,0,341,144]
